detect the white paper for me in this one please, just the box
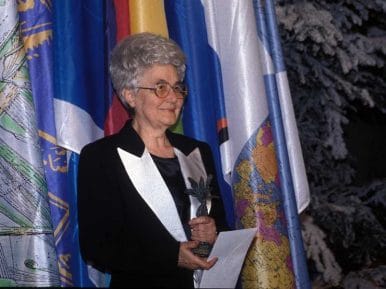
[199,228,257,288]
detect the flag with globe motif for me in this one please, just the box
[164,1,311,288]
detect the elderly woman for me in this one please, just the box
[77,32,229,288]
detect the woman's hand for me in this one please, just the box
[178,241,217,270]
[189,216,217,245]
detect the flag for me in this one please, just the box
[165,0,310,288]
[164,1,236,228]
[253,1,310,287]
[17,0,76,286]
[53,1,105,153]
[52,0,107,286]
[129,0,169,37]
[0,0,60,286]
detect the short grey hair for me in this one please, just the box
[109,32,186,110]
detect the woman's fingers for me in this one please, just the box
[178,241,218,270]
[189,216,213,226]
[190,217,217,244]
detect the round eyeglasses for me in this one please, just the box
[135,81,188,99]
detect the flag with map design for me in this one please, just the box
[0,1,60,286]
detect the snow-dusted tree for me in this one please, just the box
[275,0,386,288]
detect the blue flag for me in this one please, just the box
[52,0,107,286]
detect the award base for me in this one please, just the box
[192,242,212,258]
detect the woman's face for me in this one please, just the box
[123,64,184,132]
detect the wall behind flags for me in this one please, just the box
[0,0,311,288]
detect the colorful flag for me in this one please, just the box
[165,0,310,288]
[0,0,59,286]
[253,1,310,287]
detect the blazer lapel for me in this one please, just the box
[115,122,187,242]
[117,147,187,242]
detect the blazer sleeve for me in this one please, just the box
[199,142,230,232]
[77,144,130,272]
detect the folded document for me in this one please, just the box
[199,227,257,288]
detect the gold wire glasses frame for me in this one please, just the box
[135,81,188,99]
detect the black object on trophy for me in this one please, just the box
[185,174,218,258]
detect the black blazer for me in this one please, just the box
[77,121,229,288]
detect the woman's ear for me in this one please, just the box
[122,88,136,108]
